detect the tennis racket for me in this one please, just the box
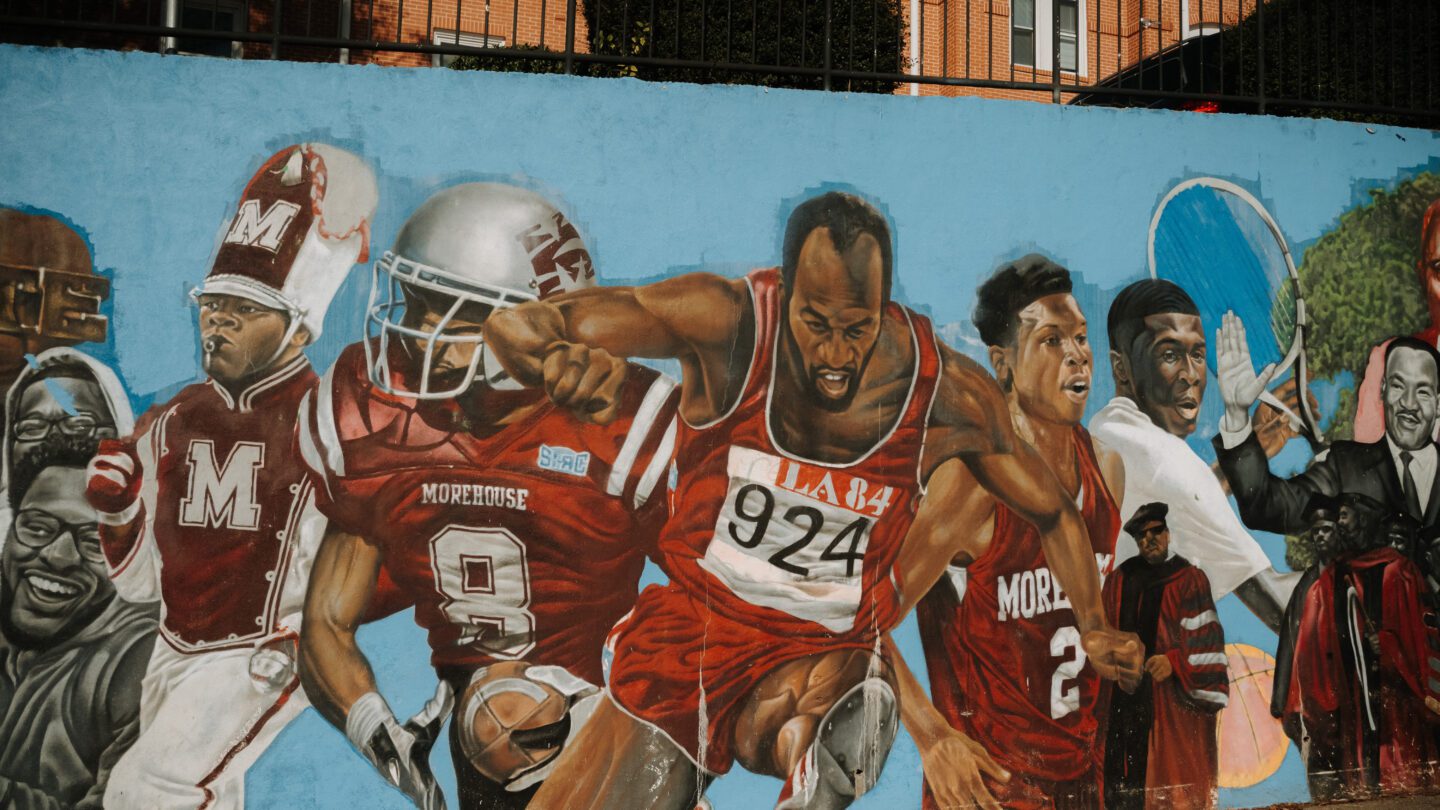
[1148,177,1324,447]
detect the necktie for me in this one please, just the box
[1401,451,1423,519]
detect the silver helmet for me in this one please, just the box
[364,183,597,399]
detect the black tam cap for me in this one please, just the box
[1123,502,1169,538]
[1302,494,1341,523]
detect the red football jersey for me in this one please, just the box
[657,267,939,643]
[916,426,1119,786]
[103,357,322,652]
[298,343,677,683]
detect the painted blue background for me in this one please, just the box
[5,43,1439,808]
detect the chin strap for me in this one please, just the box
[260,308,308,370]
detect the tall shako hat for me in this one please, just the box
[196,143,379,344]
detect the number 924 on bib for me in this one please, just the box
[698,446,898,633]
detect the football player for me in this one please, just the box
[296,183,678,810]
[911,256,1125,809]
[484,191,1143,809]
[84,143,379,810]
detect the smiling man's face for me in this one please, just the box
[1125,312,1207,438]
[1,466,112,648]
[1383,345,1439,451]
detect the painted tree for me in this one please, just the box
[1291,171,1440,438]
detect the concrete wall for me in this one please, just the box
[2,43,1438,809]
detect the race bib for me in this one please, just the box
[698,446,896,632]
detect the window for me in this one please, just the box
[1012,0,1036,69]
[432,30,507,68]
[1058,0,1078,72]
[1011,0,1085,75]
[176,0,243,58]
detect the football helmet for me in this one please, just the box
[364,182,596,399]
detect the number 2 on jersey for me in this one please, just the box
[430,526,536,659]
[1049,625,1085,719]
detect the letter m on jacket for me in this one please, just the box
[223,199,301,253]
[179,440,265,530]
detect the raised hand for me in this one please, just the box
[1216,311,1277,434]
[917,725,1010,808]
[85,438,143,523]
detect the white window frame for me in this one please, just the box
[431,29,507,68]
[1013,0,1089,77]
[175,0,244,59]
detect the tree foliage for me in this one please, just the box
[452,1,904,93]
[1298,172,1439,380]
[1218,0,1440,126]
[1291,172,1440,437]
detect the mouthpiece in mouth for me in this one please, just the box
[203,338,219,353]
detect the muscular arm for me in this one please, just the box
[483,273,748,422]
[893,457,995,617]
[881,635,1008,805]
[298,525,385,730]
[1092,436,1127,515]
[924,347,1107,634]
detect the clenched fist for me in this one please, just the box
[86,438,142,523]
[541,340,628,424]
[1082,626,1145,692]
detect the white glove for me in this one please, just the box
[345,683,454,810]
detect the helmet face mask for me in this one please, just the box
[362,183,597,400]
[364,251,526,400]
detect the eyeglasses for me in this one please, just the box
[12,413,104,442]
[11,509,104,564]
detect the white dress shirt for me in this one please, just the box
[1090,396,1272,600]
[1387,437,1437,515]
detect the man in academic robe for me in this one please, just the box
[1272,494,1346,799]
[1103,502,1229,810]
[1282,492,1440,797]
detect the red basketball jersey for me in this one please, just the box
[298,343,677,683]
[658,267,939,642]
[917,426,1119,783]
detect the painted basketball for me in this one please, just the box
[1217,643,1290,788]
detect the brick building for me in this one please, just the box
[7,0,1258,102]
[907,0,1258,102]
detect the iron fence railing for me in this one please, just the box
[2,0,1436,125]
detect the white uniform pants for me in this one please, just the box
[104,637,308,810]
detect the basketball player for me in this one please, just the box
[911,255,1125,809]
[484,191,1143,809]
[85,144,378,809]
[296,183,679,810]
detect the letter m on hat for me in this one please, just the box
[224,199,303,253]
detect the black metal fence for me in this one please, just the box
[2,0,1436,126]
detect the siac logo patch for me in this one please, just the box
[537,444,591,476]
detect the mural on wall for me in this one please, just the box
[5,46,1440,810]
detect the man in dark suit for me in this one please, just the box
[1214,320,1440,537]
